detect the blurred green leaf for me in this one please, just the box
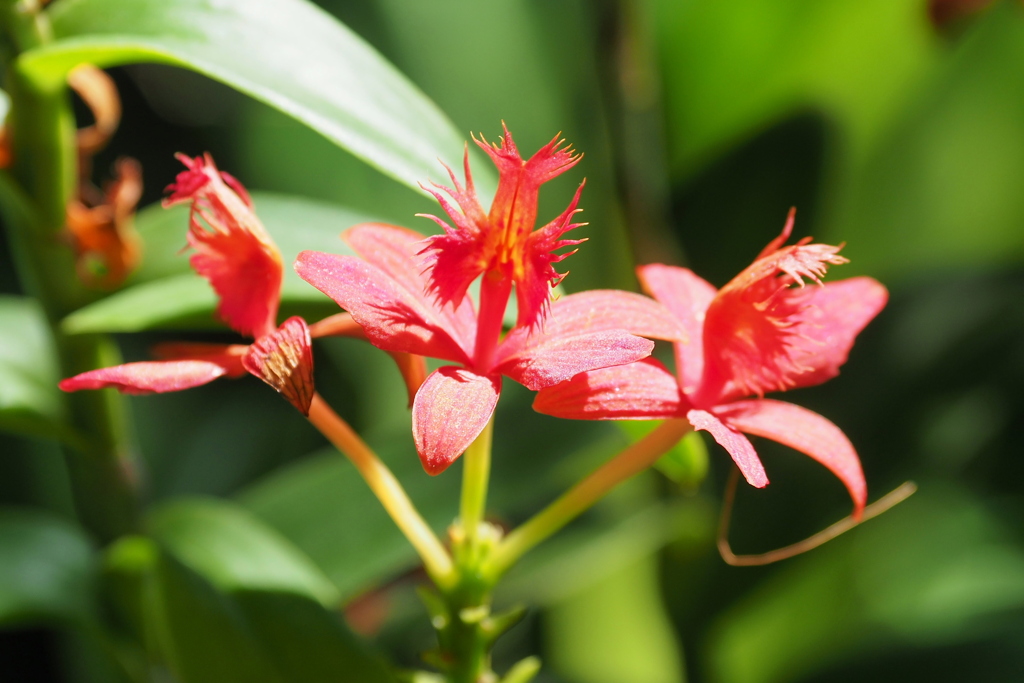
[238,442,457,600]
[654,0,937,175]
[0,296,65,437]
[545,553,685,683]
[826,2,1024,277]
[22,0,469,192]
[106,536,394,682]
[233,590,395,683]
[147,497,340,608]
[0,509,95,625]
[62,192,372,333]
[706,485,1024,683]
[619,421,709,490]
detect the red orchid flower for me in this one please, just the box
[295,127,684,474]
[60,154,316,414]
[534,210,888,517]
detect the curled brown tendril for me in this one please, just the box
[717,467,917,566]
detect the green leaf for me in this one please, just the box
[147,497,340,608]
[62,192,372,334]
[22,0,469,192]
[618,421,709,490]
[0,295,65,437]
[545,553,684,683]
[233,590,395,683]
[105,537,393,683]
[0,509,95,626]
[238,443,458,600]
[654,0,937,175]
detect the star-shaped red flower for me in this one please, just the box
[534,211,888,516]
[296,128,684,474]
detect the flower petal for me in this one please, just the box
[345,223,477,351]
[295,249,472,364]
[636,264,717,395]
[242,317,315,415]
[532,358,685,420]
[503,289,686,351]
[150,342,248,377]
[686,408,768,488]
[59,360,229,394]
[716,399,866,516]
[412,367,501,475]
[698,239,850,403]
[785,277,888,390]
[167,154,282,338]
[496,330,654,391]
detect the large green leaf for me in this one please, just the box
[147,497,340,608]
[62,192,372,334]
[105,537,395,683]
[0,509,95,626]
[0,296,65,437]
[20,0,468,192]
[654,0,937,175]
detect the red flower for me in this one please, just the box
[296,129,684,474]
[60,154,315,414]
[534,211,888,516]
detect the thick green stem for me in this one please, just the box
[1,3,139,541]
[459,417,493,543]
[484,419,691,580]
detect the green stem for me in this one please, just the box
[459,417,493,542]
[306,394,455,587]
[483,419,690,580]
[1,3,139,541]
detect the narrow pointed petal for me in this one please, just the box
[496,330,654,391]
[59,360,228,394]
[716,399,867,515]
[533,359,685,420]
[637,264,717,395]
[150,342,248,378]
[785,277,888,389]
[295,250,473,364]
[242,317,315,415]
[686,409,768,488]
[412,367,501,475]
[345,223,477,347]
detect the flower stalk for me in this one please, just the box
[306,393,456,587]
[459,415,494,543]
[484,418,691,580]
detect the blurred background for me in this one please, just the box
[3,0,1024,681]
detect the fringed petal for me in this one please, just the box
[242,317,315,415]
[784,277,888,390]
[412,367,501,475]
[165,154,282,338]
[717,399,867,516]
[697,222,850,404]
[686,408,768,488]
[532,359,685,420]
